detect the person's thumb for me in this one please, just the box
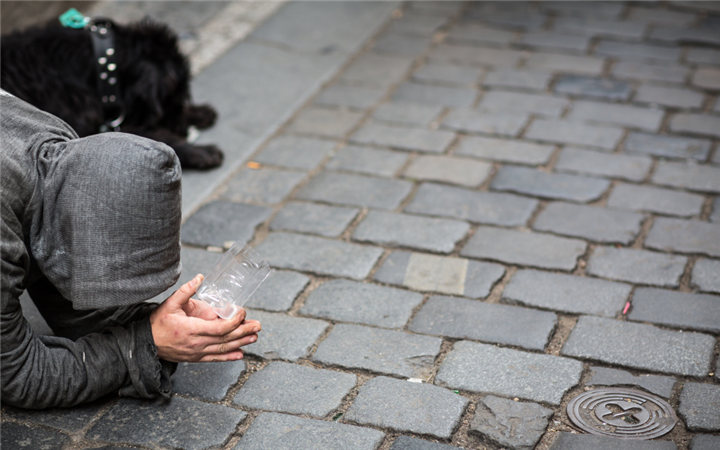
[164,274,204,310]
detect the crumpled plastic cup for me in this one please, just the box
[195,243,271,319]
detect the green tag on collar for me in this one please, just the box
[59,8,89,29]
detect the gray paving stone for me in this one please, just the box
[392,82,477,108]
[0,422,70,449]
[246,270,310,311]
[646,217,720,257]
[553,17,647,39]
[390,436,462,450]
[504,270,631,317]
[679,382,720,431]
[351,122,456,154]
[607,183,705,217]
[181,201,272,248]
[524,52,605,76]
[243,309,329,361]
[172,360,245,401]
[455,135,556,165]
[491,166,611,202]
[300,279,423,328]
[255,232,382,279]
[469,7,547,30]
[550,432,677,449]
[634,84,705,109]
[587,366,676,399]
[540,1,625,18]
[554,75,633,101]
[470,395,553,449]
[693,258,720,293]
[525,119,623,150]
[312,324,442,379]
[345,376,468,439]
[372,101,444,127]
[371,32,432,57]
[650,25,720,46]
[442,109,529,137]
[587,246,687,287]
[446,22,516,46]
[403,154,492,187]
[87,397,246,449]
[625,132,712,161]
[595,40,681,62]
[519,30,591,52]
[353,210,470,253]
[410,295,556,350]
[555,147,652,182]
[652,161,720,193]
[567,100,664,131]
[437,341,583,404]
[326,145,408,177]
[287,106,364,138]
[462,226,586,271]
[483,69,553,91]
[315,83,387,110]
[338,52,414,88]
[686,47,720,65]
[2,401,105,433]
[255,135,336,170]
[533,202,644,244]
[234,361,356,416]
[630,288,720,333]
[692,434,720,450]
[562,316,715,377]
[386,11,448,36]
[296,171,413,209]
[270,201,359,237]
[670,113,720,138]
[406,182,539,226]
[627,6,697,25]
[236,412,384,450]
[713,198,720,223]
[373,250,505,298]
[219,167,306,204]
[477,90,569,118]
[412,62,484,86]
[612,60,689,83]
[429,43,524,68]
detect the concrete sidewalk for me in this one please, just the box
[3,1,720,449]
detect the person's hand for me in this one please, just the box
[149,274,261,362]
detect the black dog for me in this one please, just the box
[1,18,223,170]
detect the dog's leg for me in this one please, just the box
[123,127,224,170]
[187,104,217,130]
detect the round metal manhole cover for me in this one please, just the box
[567,387,677,440]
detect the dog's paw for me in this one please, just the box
[178,143,224,170]
[187,104,217,129]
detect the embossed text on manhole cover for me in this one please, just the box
[567,387,677,440]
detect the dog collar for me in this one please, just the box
[89,19,125,132]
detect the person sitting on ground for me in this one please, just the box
[1,89,260,409]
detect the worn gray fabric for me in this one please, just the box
[1,90,181,408]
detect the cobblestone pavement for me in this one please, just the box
[3,1,720,449]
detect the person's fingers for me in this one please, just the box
[193,320,261,348]
[203,333,258,355]
[165,274,204,310]
[182,298,217,320]
[197,350,245,362]
[193,307,249,336]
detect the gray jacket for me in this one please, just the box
[1,91,182,408]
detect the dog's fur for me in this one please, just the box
[1,19,223,169]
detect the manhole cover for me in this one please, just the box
[567,387,677,440]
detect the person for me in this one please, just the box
[1,90,261,409]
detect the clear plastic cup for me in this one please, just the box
[195,243,271,319]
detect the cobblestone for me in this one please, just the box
[219,167,306,204]
[595,40,682,62]
[300,279,422,328]
[470,395,553,449]
[692,258,720,293]
[646,217,720,257]
[519,31,591,52]
[446,23,516,47]
[246,270,310,311]
[554,75,633,101]
[555,147,652,181]
[412,63,483,86]
[462,226,586,270]
[173,360,245,401]
[436,341,583,405]
[586,366,676,399]
[629,288,720,333]
[686,47,720,65]
[483,68,553,91]
[634,84,705,109]
[652,161,720,192]
[477,90,569,118]
[409,295,556,350]
[326,145,409,177]
[287,105,364,138]
[243,310,329,361]
[442,108,529,137]
[562,316,715,376]
[372,101,444,127]
[296,171,413,209]
[351,122,456,154]
[525,119,623,150]
[0,423,70,449]
[353,210,470,253]
[612,60,689,84]
[624,132,712,161]
[371,32,431,57]
[373,250,505,298]
[553,17,647,39]
[403,154,492,187]
[390,436,462,450]
[533,202,644,244]
[692,434,720,450]
[491,166,611,202]
[312,324,442,379]
[315,83,387,110]
[679,383,720,431]
[587,246,687,287]
[181,201,272,248]
[550,432,677,449]
[255,135,336,170]
[503,270,631,317]
[567,100,664,131]
[270,201,359,237]
[392,82,477,108]
[3,402,105,433]
[236,412,384,450]
[345,376,468,439]
[670,113,720,138]
[524,52,605,75]
[429,43,523,68]
[607,183,705,217]
[406,182,538,226]
[233,361,356,416]
[338,52,414,88]
[455,135,556,165]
